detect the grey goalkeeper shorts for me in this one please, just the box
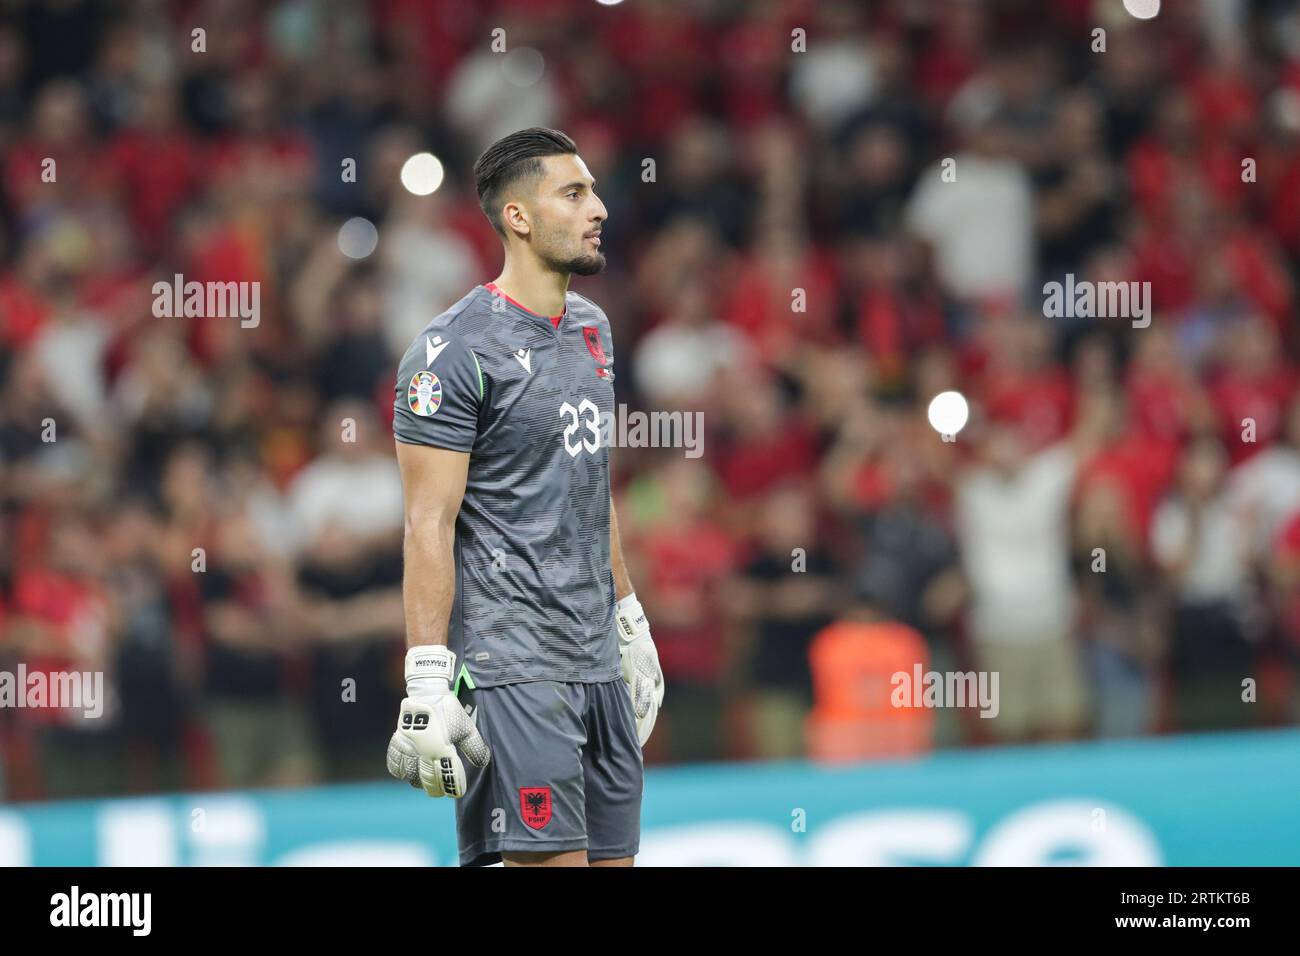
[454,677,644,867]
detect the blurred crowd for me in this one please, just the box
[2,0,1300,800]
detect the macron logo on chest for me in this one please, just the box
[513,348,532,374]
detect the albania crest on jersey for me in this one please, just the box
[407,370,442,416]
[519,786,552,829]
[582,326,607,365]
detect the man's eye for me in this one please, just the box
[567,191,580,199]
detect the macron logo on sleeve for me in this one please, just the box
[426,335,449,366]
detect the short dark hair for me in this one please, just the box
[473,127,577,238]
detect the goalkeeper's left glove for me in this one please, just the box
[386,645,490,797]
[615,593,664,746]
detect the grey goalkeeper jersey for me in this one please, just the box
[392,284,620,688]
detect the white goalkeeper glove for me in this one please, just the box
[616,593,665,747]
[386,645,490,797]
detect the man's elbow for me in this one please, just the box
[404,507,457,540]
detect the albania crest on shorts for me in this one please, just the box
[407,370,442,416]
[519,786,552,829]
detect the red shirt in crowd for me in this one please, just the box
[977,367,1075,452]
[1208,365,1300,464]
[7,568,112,726]
[1275,510,1300,650]
[1076,428,1181,546]
[109,128,206,255]
[639,521,738,683]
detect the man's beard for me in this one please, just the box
[565,250,606,276]
[537,224,606,276]
[541,243,605,276]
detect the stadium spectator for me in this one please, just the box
[953,398,1106,743]
[1151,435,1260,732]
[729,482,841,760]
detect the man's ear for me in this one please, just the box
[502,201,531,238]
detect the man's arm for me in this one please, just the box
[388,331,489,796]
[395,441,470,648]
[387,439,488,798]
[610,494,634,601]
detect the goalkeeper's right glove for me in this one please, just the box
[386,645,490,798]
[616,593,665,747]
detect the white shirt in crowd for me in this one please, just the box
[633,320,752,406]
[955,444,1078,644]
[381,219,481,357]
[1150,494,1252,605]
[788,37,877,131]
[287,453,405,554]
[904,151,1034,301]
[1224,444,1300,555]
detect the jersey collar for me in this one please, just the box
[483,282,566,330]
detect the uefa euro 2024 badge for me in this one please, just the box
[408,370,442,416]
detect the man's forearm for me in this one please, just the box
[402,518,457,648]
[610,499,635,601]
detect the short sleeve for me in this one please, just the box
[393,332,483,452]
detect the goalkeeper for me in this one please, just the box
[386,128,663,868]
